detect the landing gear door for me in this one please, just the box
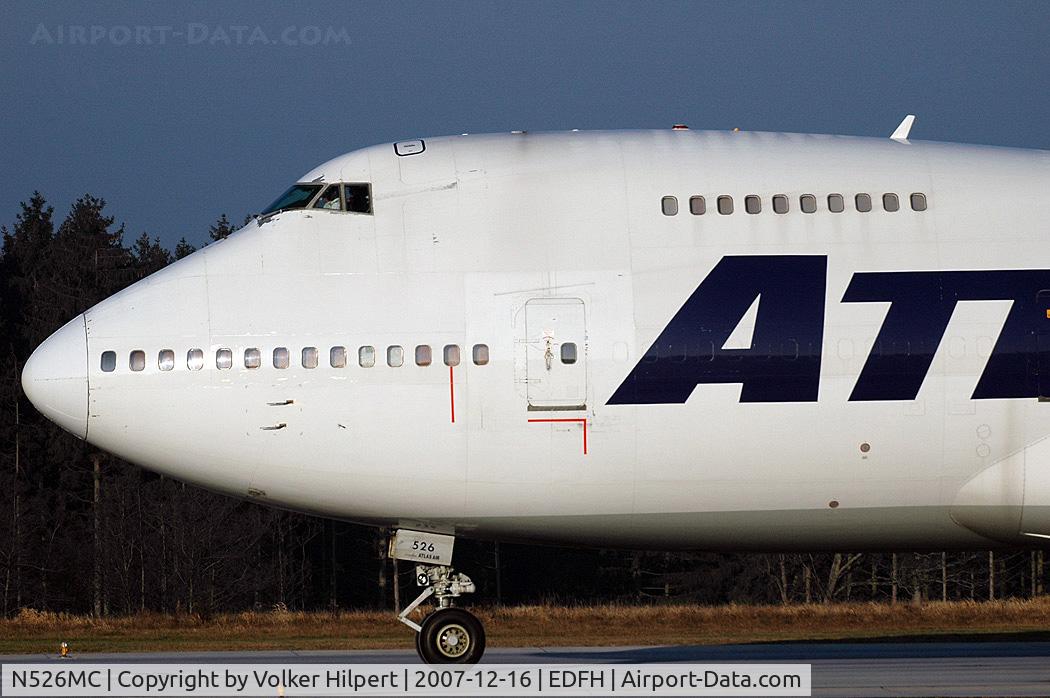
[1039,290,1050,401]
[525,298,587,411]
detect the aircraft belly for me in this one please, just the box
[431,507,994,551]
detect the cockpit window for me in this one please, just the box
[344,183,372,214]
[313,184,342,210]
[261,184,323,215]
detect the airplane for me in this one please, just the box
[20,118,1050,663]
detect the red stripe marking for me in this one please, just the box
[527,418,588,455]
[449,365,455,423]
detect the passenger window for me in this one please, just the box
[313,184,342,210]
[187,349,204,371]
[244,348,261,369]
[855,193,872,212]
[130,350,145,372]
[330,346,347,368]
[302,347,318,369]
[828,194,844,213]
[910,192,927,211]
[772,195,789,214]
[717,196,734,215]
[359,346,375,368]
[800,194,817,213]
[689,196,706,215]
[273,347,289,369]
[101,351,116,372]
[561,342,578,364]
[216,348,233,370]
[883,193,900,212]
[387,345,404,367]
[744,195,761,214]
[415,345,432,366]
[443,344,461,366]
[473,344,490,366]
[158,349,175,371]
[661,196,678,216]
[344,183,372,214]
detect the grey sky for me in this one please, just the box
[2,1,1048,248]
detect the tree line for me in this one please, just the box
[0,191,1044,618]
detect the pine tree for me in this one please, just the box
[41,194,128,334]
[1,193,55,355]
[208,214,235,242]
[174,238,196,260]
[17,194,127,612]
[130,233,172,279]
[0,193,55,614]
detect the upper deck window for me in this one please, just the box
[261,184,323,216]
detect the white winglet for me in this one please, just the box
[891,114,916,142]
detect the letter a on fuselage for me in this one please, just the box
[608,256,827,404]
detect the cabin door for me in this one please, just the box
[1039,290,1050,400]
[524,298,587,411]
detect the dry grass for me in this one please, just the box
[3,599,1050,655]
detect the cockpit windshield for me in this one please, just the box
[259,181,373,219]
[261,184,323,216]
[313,184,342,210]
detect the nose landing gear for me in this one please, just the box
[391,530,486,664]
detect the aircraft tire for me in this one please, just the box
[417,608,486,664]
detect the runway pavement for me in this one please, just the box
[3,641,1050,696]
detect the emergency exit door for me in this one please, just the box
[525,298,587,411]
[1039,290,1050,400]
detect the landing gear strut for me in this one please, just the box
[391,530,486,664]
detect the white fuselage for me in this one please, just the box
[22,129,1050,551]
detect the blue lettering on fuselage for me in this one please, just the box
[608,256,1050,405]
[845,270,1047,400]
[607,256,827,404]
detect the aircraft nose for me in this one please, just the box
[21,314,89,440]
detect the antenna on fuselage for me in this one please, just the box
[890,114,916,142]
